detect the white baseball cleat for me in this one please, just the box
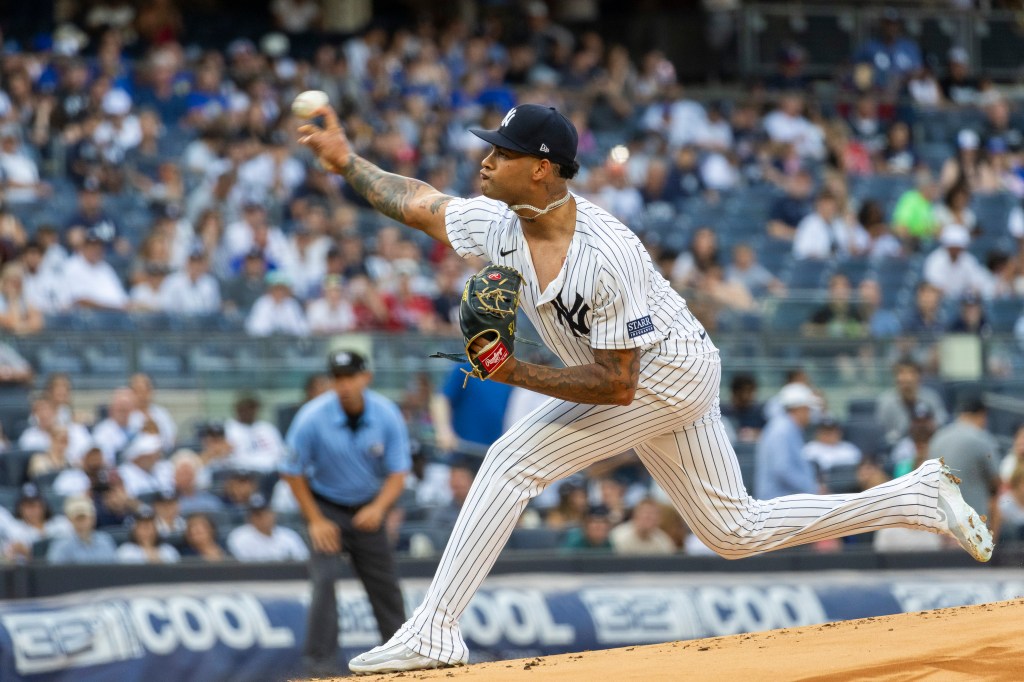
[348,639,466,675]
[936,462,994,562]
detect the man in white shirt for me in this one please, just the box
[20,240,71,314]
[225,392,287,472]
[0,126,47,203]
[117,433,174,499]
[18,396,93,464]
[793,191,867,260]
[159,247,221,315]
[62,231,129,310]
[128,373,177,451]
[245,271,309,336]
[763,92,825,160]
[306,275,357,335]
[923,224,990,299]
[223,202,292,268]
[226,493,309,561]
[91,387,138,466]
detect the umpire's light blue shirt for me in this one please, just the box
[280,389,411,506]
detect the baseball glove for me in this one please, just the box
[432,264,522,382]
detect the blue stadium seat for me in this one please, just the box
[843,419,886,459]
[138,341,185,376]
[846,398,878,419]
[83,341,131,374]
[835,258,872,287]
[783,260,831,289]
[988,299,1021,333]
[36,341,84,374]
[733,441,756,488]
[507,527,563,551]
[823,464,861,494]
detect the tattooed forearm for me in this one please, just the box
[502,348,640,405]
[343,155,431,223]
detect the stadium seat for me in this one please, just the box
[783,260,831,290]
[824,464,861,494]
[0,450,33,488]
[83,341,131,374]
[843,420,886,459]
[733,441,756,488]
[988,300,1021,333]
[507,527,563,551]
[846,398,878,419]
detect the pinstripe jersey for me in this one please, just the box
[445,193,717,405]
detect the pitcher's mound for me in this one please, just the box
[337,599,1024,681]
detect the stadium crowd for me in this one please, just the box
[1,3,1024,563]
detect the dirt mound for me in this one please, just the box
[336,599,1024,681]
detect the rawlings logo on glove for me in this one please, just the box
[431,264,522,383]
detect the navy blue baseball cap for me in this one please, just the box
[470,104,578,168]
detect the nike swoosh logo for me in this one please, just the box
[500,248,516,257]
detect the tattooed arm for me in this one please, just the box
[491,348,641,406]
[297,105,453,245]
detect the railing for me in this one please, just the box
[740,4,1024,81]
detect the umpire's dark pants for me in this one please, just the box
[304,494,405,663]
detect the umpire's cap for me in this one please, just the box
[470,104,578,168]
[328,350,368,377]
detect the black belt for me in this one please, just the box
[312,490,373,514]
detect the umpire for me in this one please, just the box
[280,350,411,675]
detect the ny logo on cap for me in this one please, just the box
[540,143,550,153]
[501,108,517,128]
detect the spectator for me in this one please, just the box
[52,445,109,498]
[180,513,229,562]
[129,373,177,450]
[93,469,141,529]
[889,402,938,478]
[64,181,125,255]
[432,361,513,457]
[981,96,1023,155]
[609,498,675,555]
[118,433,173,498]
[545,479,590,530]
[151,489,186,538]
[226,493,309,561]
[932,182,977,235]
[172,451,223,516]
[906,66,943,108]
[246,271,309,336]
[794,191,867,261]
[857,279,902,339]
[852,11,922,93]
[755,382,820,499]
[560,505,613,552]
[928,394,1000,530]
[116,505,181,564]
[0,125,48,204]
[671,227,719,290]
[998,423,1024,484]
[875,122,916,175]
[947,292,991,336]
[0,262,43,335]
[922,224,989,299]
[762,92,825,161]
[660,146,706,204]
[222,248,267,316]
[858,201,902,260]
[766,44,809,92]
[92,387,139,465]
[0,340,33,385]
[46,496,118,564]
[940,129,997,195]
[197,421,234,469]
[427,463,475,533]
[130,262,170,311]
[997,466,1024,541]
[892,170,939,245]
[766,170,815,241]
[805,274,864,338]
[159,247,221,314]
[27,426,74,480]
[62,230,130,311]
[725,244,785,298]
[876,358,948,446]
[802,416,863,482]
[225,392,287,472]
[270,0,321,34]
[19,396,91,461]
[2,483,73,562]
[219,468,261,512]
[722,373,766,442]
[306,275,357,335]
[903,282,946,336]
[21,239,71,314]
[939,47,980,106]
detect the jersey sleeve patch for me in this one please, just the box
[627,315,655,338]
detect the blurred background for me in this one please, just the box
[0,0,1023,679]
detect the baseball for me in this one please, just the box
[291,90,329,118]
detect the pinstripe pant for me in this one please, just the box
[394,353,944,664]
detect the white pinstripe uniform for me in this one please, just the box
[391,193,948,664]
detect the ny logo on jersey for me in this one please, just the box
[501,108,517,128]
[552,292,591,337]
